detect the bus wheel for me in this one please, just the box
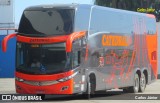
[83,78,91,99]
[37,94,45,100]
[84,74,96,99]
[139,73,146,92]
[128,73,140,93]
[90,75,96,96]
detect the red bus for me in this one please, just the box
[2,4,157,98]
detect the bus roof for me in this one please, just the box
[25,4,81,11]
[24,4,155,19]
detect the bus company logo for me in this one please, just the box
[38,82,42,86]
[102,35,130,46]
[2,95,11,100]
[30,39,50,43]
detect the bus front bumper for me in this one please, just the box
[15,79,73,94]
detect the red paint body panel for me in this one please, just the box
[15,71,74,94]
[66,31,86,52]
[15,71,73,81]
[17,35,69,44]
[146,14,155,18]
[16,31,86,52]
[2,33,17,52]
[16,79,73,94]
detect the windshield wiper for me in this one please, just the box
[18,33,46,37]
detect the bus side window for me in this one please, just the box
[72,51,81,68]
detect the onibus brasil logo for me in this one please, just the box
[1,95,42,101]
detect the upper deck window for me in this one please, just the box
[18,9,75,36]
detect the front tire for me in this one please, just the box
[90,76,96,95]
[83,75,96,99]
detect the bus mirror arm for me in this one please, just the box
[2,33,17,52]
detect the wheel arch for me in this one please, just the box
[141,68,149,84]
[88,72,96,85]
[84,71,97,92]
[134,68,141,78]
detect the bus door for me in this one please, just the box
[71,38,85,93]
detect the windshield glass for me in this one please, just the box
[16,42,71,75]
[18,9,74,36]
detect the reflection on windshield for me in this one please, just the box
[18,9,74,36]
[16,42,71,75]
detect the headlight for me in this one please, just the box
[57,76,72,82]
[57,71,78,82]
[15,77,24,82]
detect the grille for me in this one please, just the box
[23,80,59,86]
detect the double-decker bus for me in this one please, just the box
[2,4,157,98]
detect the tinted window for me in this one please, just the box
[18,9,74,36]
[16,42,72,75]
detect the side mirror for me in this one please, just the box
[2,33,17,52]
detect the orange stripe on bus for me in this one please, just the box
[17,35,69,44]
[66,31,86,52]
[2,33,17,52]
[146,14,155,18]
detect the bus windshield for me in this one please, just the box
[18,9,74,36]
[16,42,71,75]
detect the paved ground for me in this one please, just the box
[0,78,160,103]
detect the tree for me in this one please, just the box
[94,0,117,8]
[94,0,157,11]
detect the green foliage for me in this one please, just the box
[94,0,158,11]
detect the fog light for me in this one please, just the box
[61,86,68,91]
[16,85,21,90]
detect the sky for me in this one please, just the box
[14,0,93,25]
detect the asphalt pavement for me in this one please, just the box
[0,78,160,102]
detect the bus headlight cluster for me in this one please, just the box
[57,72,78,82]
[15,72,78,84]
[15,77,24,82]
